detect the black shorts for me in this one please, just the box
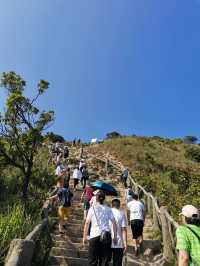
[130,219,144,239]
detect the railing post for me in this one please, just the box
[80,146,83,158]
[105,158,109,175]
[5,239,34,266]
[160,206,174,262]
[152,199,160,231]
[147,194,151,215]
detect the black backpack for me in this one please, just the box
[58,188,72,207]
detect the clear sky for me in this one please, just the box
[0,0,200,141]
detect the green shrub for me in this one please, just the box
[185,146,200,162]
[0,203,38,265]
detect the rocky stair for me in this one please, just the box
[47,146,161,266]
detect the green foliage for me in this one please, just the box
[106,131,121,139]
[89,136,200,217]
[183,136,198,144]
[45,132,65,143]
[0,71,54,199]
[185,146,200,162]
[0,203,39,265]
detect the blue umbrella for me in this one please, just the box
[91,181,118,196]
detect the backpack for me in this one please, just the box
[82,168,89,179]
[64,148,69,158]
[128,189,135,197]
[58,188,72,207]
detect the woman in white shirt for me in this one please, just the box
[83,190,117,266]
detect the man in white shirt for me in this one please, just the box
[72,167,82,191]
[127,193,145,256]
[110,199,127,266]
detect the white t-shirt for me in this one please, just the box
[127,200,144,221]
[55,165,61,176]
[72,169,82,180]
[86,204,114,239]
[125,188,133,203]
[110,208,127,248]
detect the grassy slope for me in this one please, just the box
[88,136,200,216]
[0,146,54,265]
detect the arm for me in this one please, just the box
[178,250,189,266]
[80,191,84,202]
[111,218,117,243]
[83,218,91,246]
[122,227,127,252]
[47,194,58,201]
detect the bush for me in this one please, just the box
[185,146,200,162]
[0,203,38,265]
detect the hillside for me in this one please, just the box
[88,136,200,216]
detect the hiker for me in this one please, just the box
[59,167,70,188]
[47,176,73,233]
[121,168,129,188]
[55,161,62,176]
[90,189,100,207]
[72,167,82,191]
[83,190,117,266]
[127,193,145,256]
[79,159,86,171]
[125,185,135,204]
[65,167,71,187]
[110,199,127,266]
[73,138,76,146]
[63,146,69,159]
[81,166,89,189]
[176,205,200,266]
[80,181,94,219]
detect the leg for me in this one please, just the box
[88,236,101,266]
[58,207,65,232]
[112,248,123,266]
[101,233,112,266]
[83,178,86,189]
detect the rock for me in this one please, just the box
[143,248,154,257]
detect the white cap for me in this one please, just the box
[179,205,199,218]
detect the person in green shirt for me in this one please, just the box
[176,205,200,266]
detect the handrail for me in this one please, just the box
[87,151,179,263]
[5,200,52,266]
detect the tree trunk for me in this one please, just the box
[22,165,32,200]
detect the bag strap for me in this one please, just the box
[92,206,102,231]
[184,225,200,242]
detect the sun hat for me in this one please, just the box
[179,205,199,218]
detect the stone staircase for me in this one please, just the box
[47,146,162,266]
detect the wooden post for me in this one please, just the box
[134,183,139,193]
[80,146,83,158]
[160,206,174,262]
[147,194,151,216]
[105,158,109,176]
[152,199,160,231]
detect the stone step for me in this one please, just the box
[54,229,83,238]
[49,255,88,266]
[53,240,88,250]
[51,247,88,258]
[52,234,82,244]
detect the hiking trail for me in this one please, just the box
[48,146,162,266]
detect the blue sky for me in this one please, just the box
[0,0,200,141]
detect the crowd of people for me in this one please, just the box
[47,143,200,266]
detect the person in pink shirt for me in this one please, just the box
[80,181,94,219]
